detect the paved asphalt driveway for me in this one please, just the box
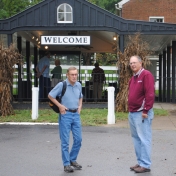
[0,125,176,176]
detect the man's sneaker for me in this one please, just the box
[64,165,74,173]
[70,161,82,170]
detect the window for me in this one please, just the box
[57,3,73,23]
[149,17,164,23]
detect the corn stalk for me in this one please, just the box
[115,33,152,112]
[0,41,22,116]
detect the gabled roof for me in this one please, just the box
[1,0,176,35]
[1,0,176,54]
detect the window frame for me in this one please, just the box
[149,16,164,23]
[57,3,73,23]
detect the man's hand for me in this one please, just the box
[142,113,148,118]
[36,72,41,78]
[77,105,82,114]
[59,105,67,114]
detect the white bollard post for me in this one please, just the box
[32,87,39,120]
[107,87,115,124]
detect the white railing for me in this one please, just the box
[13,65,118,88]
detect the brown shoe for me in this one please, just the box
[130,164,140,170]
[134,166,151,173]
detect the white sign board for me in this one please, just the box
[41,36,90,45]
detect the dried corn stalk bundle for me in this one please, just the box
[115,33,152,112]
[0,41,22,116]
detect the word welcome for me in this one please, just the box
[41,36,90,45]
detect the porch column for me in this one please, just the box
[8,34,13,102]
[7,34,13,46]
[158,54,162,102]
[119,35,124,53]
[172,41,176,103]
[118,35,124,90]
[163,50,166,102]
[34,46,38,87]
[17,36,23,102]
[167,46,171,102]
[26,41,32,100]
[78,52,81,82]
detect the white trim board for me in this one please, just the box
[118,0,130,8]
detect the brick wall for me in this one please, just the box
[121,0,176,23]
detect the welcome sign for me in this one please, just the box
[41,36,91,45]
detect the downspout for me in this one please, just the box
[115,4,122,17]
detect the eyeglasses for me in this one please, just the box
[129,62,139,66]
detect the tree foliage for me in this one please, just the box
[0,0,43,19]
[96,53,117,66]
[88,0,121,14]
[0,0,121,19]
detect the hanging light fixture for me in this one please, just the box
[28,32,40,45]
[45,46,48,49]
[113,36,117,41]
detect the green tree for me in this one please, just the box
[0,0,42,19]
[96,53,117,66]
[103,0,121,14]
[29,0,43,6]
[88,0,121,14]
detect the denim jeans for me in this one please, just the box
[59,111,82,166]
[128,109,154,169]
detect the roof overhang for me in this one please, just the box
[17,30,118,53]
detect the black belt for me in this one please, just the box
[66,109,78,113]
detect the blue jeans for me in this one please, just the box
[59,111,82,166]
[128,109,154,169]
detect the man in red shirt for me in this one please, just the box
[128,55,155,173]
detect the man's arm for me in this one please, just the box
[35,66,40,78]
[142,73,155,117]
[103,70,106,83]
[40,65,47,74]
[48,94,67,114]
[36,65,47,78]
[78,98,83,114]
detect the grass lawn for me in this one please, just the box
[0,108,168,126]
